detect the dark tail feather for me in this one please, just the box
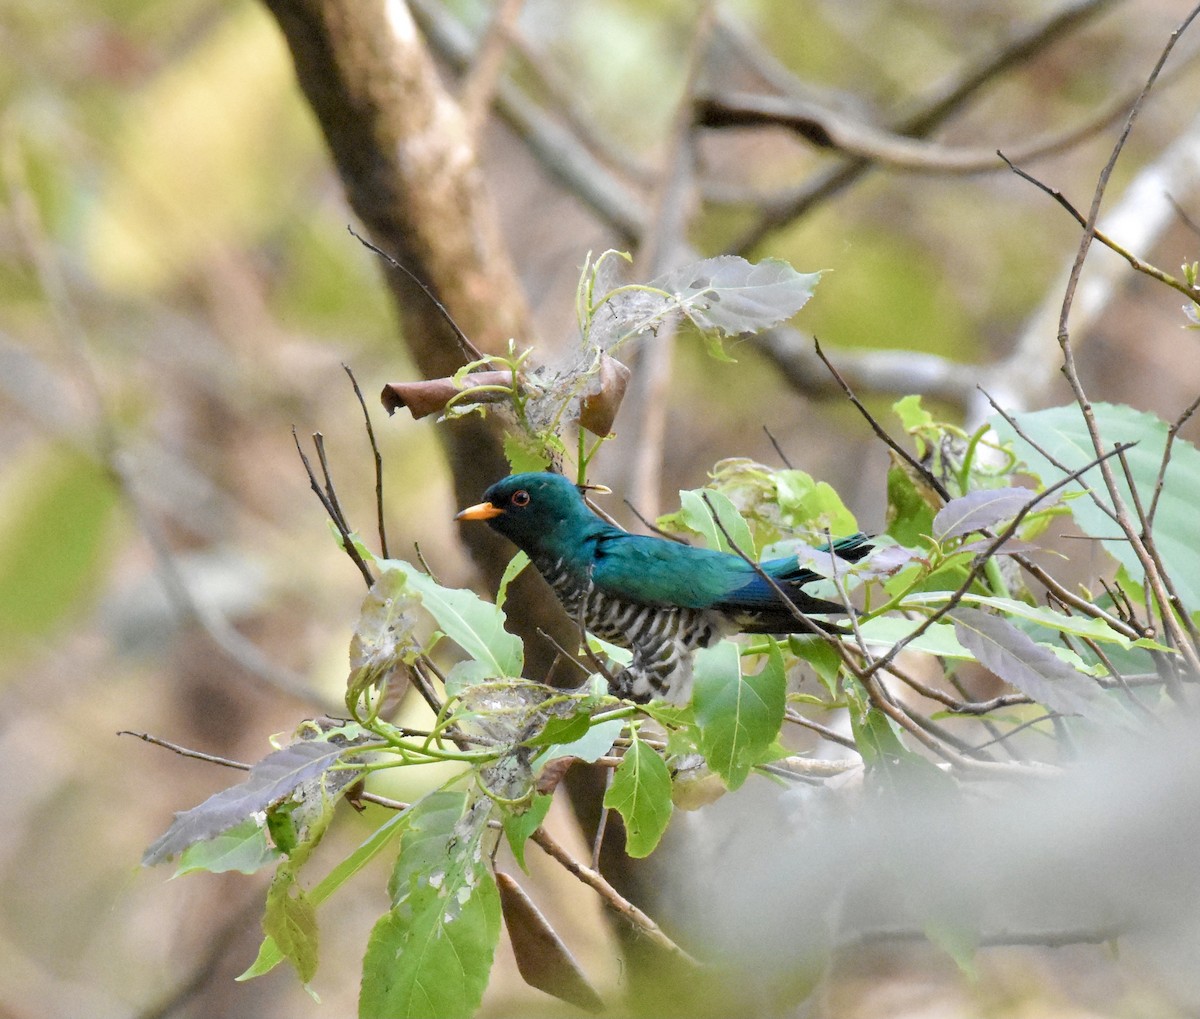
[823,532,873,563]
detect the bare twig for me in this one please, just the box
[293,427,375,588]
[343,363,390,558]
[623,499,689,542]
[347,226,489,366]
[119,730,252,771]
[592,772,613,871]
[529,825,702,967]
[1051,2,1200,675]
[999,152,1200,303]
[762,425,794,469]
[814,338,952,502]
[784,709,859,751]
[1147,393,1200,526]
[839,924,1121,951]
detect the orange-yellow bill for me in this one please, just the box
[455,501,504,521]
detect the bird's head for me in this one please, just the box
[455,472,601,556]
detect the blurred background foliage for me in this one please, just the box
[1,0,1199,1015]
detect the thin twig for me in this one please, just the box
[784,709,860,751]
[408,660,447,716]
[699,64,1195,174]
[293,427,375,588]
[624,499,689,542]
[762,425,794,468]
[313,432,351,533]
[592,771,613,871]
[839,924,1121,951]
[815,338,952,502]
[343,362,390,558]
[999,151,1200,304]
[972,712,1059,752]
[536,628,591,679]
[947,692,1034,715]
[1051,1,1200,676]
[348,226,488,366]
[529,825,702,966]
[1147,393,1200,526]
[119,731,252,771]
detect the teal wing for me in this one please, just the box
[590,531,871,619]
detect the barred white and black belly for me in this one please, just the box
[536,554,733,704]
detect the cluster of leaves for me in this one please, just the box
[382,251,821,477]
[143,252,1200,1017]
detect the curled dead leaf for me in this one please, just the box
[496,871,604,1013]
[576,354,630,437]
[535,756,576,796]
[380,370,513,419]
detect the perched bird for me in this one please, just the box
[456,472,871,705]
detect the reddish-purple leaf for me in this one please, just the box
[143,735,364,865]
[933,488,1042,541]
[951,608,1103,718]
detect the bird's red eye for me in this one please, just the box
[511,490,531,507]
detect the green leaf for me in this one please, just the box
[773,469,858,534]
[525,711,592,748]
[902,593,1140,648]
[503,432,551,474]
[662,488,755,554]
[992,402,1200,610]
[603,733,673,858]
[925,918,979,980]
[534,717,624,769]
[385,791,471,905]
[264,869,319,984]
[692,641,786,791]
[360,796,501,1019]
[885,460,938,545]
[850,706,909,768]
[239,803,414,981]
[375,558,523,686]
[495,551,530,611]
[501,793,553,872]
[849,707,953,791]
[788,634,843,697]
[858,616,970,659]
[174,819,280,877]
[893,394,935,434]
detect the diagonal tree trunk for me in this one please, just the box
[261,0,571,679]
